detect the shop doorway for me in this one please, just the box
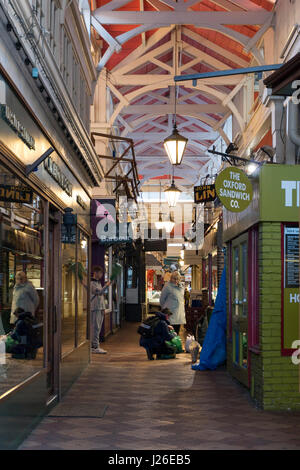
[47,213,60,405]
[231,233,249,388]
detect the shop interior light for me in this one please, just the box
[246,162,260,175]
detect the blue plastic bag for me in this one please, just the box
[192,267,227,371]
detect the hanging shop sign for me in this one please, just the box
[194,184,216,204]
[282,225,299,353]
[91,199,133,243]
[0,104,35,150]
[143,239,167,252]
[44,156,73,197]
[61,224,77,244]
[215,167,253,213]
[0,184,33,203]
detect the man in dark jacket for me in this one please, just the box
[139,311,176,360]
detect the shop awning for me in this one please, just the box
[146,253,162,268]
[264,52,300,96]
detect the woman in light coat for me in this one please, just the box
[160,271,186,335]
[10,272,39,324]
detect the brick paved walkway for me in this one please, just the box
[19,322,300,450]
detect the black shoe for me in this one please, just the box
[146,348,154,360]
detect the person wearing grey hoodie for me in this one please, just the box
[10,272,39,324]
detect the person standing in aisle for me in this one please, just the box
[10,271,39,325]
[91,266,111,354]
[160,271,186,335]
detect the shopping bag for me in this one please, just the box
[185,334,195,353]
[170,335,183,353]
[5,335,19,353]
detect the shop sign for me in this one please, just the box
[44,156,73,197]
[260,165,300,222]
[61,224,76,244]
[143,239,167,252]
[282,226,299,353]
[91,199,132,243]
[0,104,35,150]
[76,195,86,211]
[215,167,253,213]
[194,184,216,204]
[0,184,33,203]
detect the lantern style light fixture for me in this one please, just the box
[155,211,165,230]
[164,124,188,165]
[163,86,188,165]
[163,213,175,233]
[164,166,182,207]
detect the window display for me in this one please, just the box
[0,163,44,396]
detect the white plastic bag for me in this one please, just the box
[185,334,195,353]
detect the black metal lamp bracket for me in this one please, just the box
[25,147,54,175]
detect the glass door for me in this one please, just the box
[231,233,249,387]
[47,214,60,405]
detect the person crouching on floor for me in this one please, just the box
[140,311,177,360]
[8,308,40,359]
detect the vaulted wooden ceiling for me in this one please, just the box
[90,0,275,187]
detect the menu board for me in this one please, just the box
[284,227,299,288]
[283,226,299,352]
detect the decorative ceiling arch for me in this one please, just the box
[91,0,276,186]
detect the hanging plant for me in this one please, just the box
[65,259,87,282]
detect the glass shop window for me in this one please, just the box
[0,164,44,396]
[77,231,88,346]
[61,240,76,355]
[61,228,90,355]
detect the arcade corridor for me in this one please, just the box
[19,323,300,451]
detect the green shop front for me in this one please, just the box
[222,164,300,410]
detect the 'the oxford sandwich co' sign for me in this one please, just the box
[215,167,253,212]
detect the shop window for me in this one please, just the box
[77,231,88,346]
[61,239,76,355]
[61,228,90,355]
[0,164,44,396]
[282,224,299,355]
[248,227,259,349]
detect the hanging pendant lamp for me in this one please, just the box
[163,213,175,233]
[155,181,166,229]
[164,123,188,165]
[163,85,188,165]
[164,166,182,207]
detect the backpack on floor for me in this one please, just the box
[137,316,160,338]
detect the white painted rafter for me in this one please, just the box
[93,11,272,26]
[90,0,273,186]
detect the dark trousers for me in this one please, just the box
[172,324,181,335]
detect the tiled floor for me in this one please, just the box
[19,322,300,450]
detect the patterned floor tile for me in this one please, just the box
[18,322,300,450]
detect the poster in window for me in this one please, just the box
[283,226,299,352]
